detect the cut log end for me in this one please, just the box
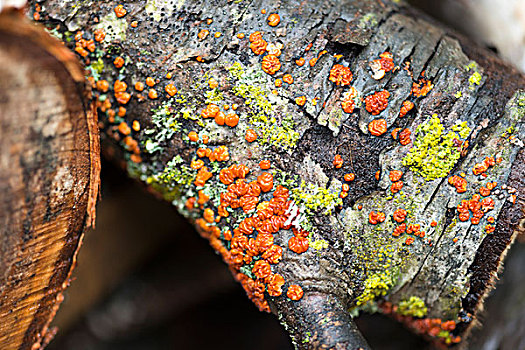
[0,9,99,350]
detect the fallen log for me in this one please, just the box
[23,0,525,348]
[0,8,99,350]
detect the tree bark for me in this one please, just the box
[0,8,100,350]
[28,0,525,348]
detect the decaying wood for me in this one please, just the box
[28,0,525,348]
[0,9,100,350]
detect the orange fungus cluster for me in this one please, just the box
[411,77,434,97]
[329,64,353,86]
[191,166,309,310]
[249,31,267,55]
[368,118,388,136]
[333,154,343,168]
[399,100,414,117]
[448,175,467,193]
[287,284,304,301]
[267,13,281,27]
[368,211,386,224]
[365,90,390,115]
[262,54,281,75]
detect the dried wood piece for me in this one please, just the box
[0,9,99,350]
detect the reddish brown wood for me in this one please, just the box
[0,9,99,350]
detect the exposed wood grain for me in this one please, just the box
[0,9,99,350]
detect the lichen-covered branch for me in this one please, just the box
[29,0,525,348]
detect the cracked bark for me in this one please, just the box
[20,0,525,349]
[0,9,100,350]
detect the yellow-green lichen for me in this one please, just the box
[344,208,408,309]
[518,93,525,107]
[437,329,459,345]
[465,61,478,72]
[469,72,482,87]
[255,114,300,150]
[154,156,195,187]
[205,88,224,103]
[397,296,428,317]
[234,83,273,116]
[200,178,228,208]
[309,239,329,250]
[466,61,483,90]
[359,13,378,28]
[143,98,203,154]
[402,115,470,180]
[356,272,395,306]
[227,62,300,151]
[86,58,105,80]
[141,155,196,203]
[227,62,245,80]
[291,180,343,216]
[301,332,312,344]
[509,91,525,122]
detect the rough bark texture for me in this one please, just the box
[30,0,524,348]
[276,292,370,349]
[0,9,100,350]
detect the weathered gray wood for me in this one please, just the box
[30,0,524,348]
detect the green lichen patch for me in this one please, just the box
[309,239,329,250]
[342,204,410,308]
[256,114,300,150]
[226,62,301,151]
[468,71,482,88]
[142,100,200,154]
[465,61,483,90]
[204,88,225,104]
[359,13,378,28]
[141,155,196,203]
[508,90,525,122]
[291,180,343,216]
[85,58,105,80]
[397,296,428,317]
[356,272,395,306]
[200,178,229,208]
[402,115,470,180]
[227,62,245,80]
[153,155,195,187]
